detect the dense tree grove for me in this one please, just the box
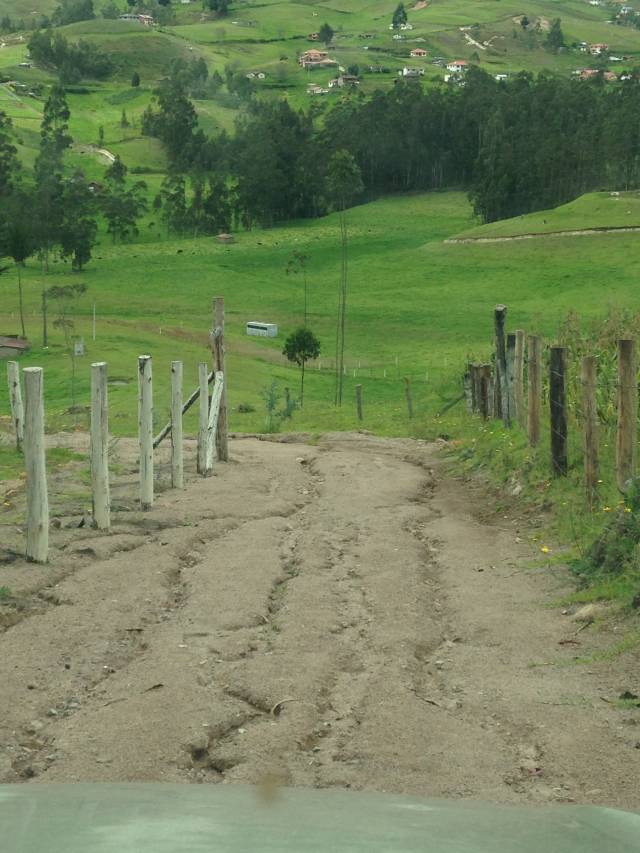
[143,67,640,225]
[28,29,114,81]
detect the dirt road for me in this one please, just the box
[0,434,638,808]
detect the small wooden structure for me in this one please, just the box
[0,335,29,359]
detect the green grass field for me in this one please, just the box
[3,187,640,444]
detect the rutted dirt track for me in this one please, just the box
[0,434,639,808]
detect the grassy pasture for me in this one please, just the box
[3,189,640,444]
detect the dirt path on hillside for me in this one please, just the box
[446,225,640,244]
[0,434,639,808]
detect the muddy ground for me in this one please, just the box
[0,432,639,808]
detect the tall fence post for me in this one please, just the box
[90,362,110,530]
[550,346,568,476]
[138,355,153,510]
[616,339,637,492]
[356,383,363,421]
[469,364,479,413]
[463,367,473,413]
[23,367,48,563]
[212,296,229,462]
[479,364,491,420]
[197,362,208,476]
[7,360,24,451]
[506,333,516,421]
[404,376,413,419]
[582,355,599,506]
[514,330,525,428]
[171,361,184,490]
[494,305,510,426]
[527,335,542,447]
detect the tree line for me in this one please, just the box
[142,65,640,226]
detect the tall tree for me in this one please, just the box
[0,110,20,199]
[325,150,363,406]
[283,327,321,407]
[34,84,73,271]
[60,174,98,270]
[101,156,148,242]
[318,23,334,45]
[3,195,36,338]
[545,18,565,52]
[392,2,407,29]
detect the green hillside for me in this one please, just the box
[3,189,640,441]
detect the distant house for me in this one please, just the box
[328,74,360,88]
[299,49,337,69]
[307,83,329,95]
[410,48,428,57]
[495,73,508,81]
[399,67,424,78]
[0,335,29,359]
[446,59,468,73]
[580,68,616,81]
[590,43,609,55]
[88,181,104,193]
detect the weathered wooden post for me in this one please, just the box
[205,372,225,472]
[7,361,24,451]
[527,335,542,447]
[494,305,510,426]
[404,377,413,419]
[479,364,491,420]
[197,362,208,476]
[469,364,478,413]
[550,346,568,476]
[23,367,48,563]
[488,371,496,418]
[616,339,637,492]
[90,362,110,530]
[138,355,153,510]
[212,297,229,462]
[506,333,516,421]
[463,367,473,413]
[171,361,183,490]
[514,330,525,427]
[356,383,363,421]
[582,355,599,506]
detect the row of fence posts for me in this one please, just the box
[5,297,228,564]
[464,304,638,505]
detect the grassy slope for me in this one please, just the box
[3,189,640,442]
[455,191,640,238]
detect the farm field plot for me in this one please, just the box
[0,431,638,808]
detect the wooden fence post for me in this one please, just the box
[463,367,473,413]
[7,360,24,451]
[527,335,542,447]
[138,355,153,510]
[171,361,183,490]
[212,296,229,462]
[479,364,491,420]
[90,361,110,530]
[356,383,363,421]
[550,346,568,476]
[488,371,496,418]
[205,372,225,472]
[469,364,478,413]
[514,330,525,428]
[506,333,516,422]
[616,339,637,492]
[23,367,48,563]
[582,355,599,505]
[494,305,510,426]
[404,377,413,418]
[197,362,208,476]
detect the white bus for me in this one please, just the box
[246,322,278,338]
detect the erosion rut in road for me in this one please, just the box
[0,434,639,808]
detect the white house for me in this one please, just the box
[446,59,468,73]
[399,67,424,78]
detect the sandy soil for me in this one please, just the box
[0,433,639,808]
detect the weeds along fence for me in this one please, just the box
[4,297,228,565]
[464,304,639,507]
